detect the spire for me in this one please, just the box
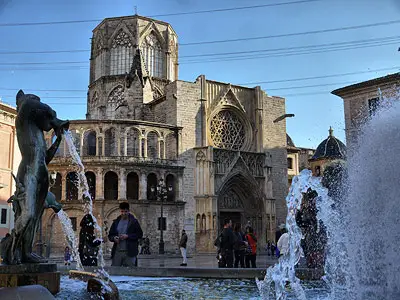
[125,49,145,88]
[329,126,334,137]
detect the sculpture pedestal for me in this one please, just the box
[0,263,60,295]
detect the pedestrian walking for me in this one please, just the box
[179,229,188,266]
[108,202,143,267]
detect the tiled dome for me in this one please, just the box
[312,127,346,160]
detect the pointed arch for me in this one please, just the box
[107,85,125,119]
[110,27,134,75]
[140,31,164,78]
[147,131,159,159]
[127,127,140,157]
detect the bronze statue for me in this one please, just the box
[2,90,69,264]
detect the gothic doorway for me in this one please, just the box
[217,173,265,244]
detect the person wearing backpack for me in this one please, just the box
[245,226,257,268]
[233,223,247,268]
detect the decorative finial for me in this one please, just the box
[134,6,138,15]
[329,126,334,137]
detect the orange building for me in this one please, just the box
[0,101,20,238]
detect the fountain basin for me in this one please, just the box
[0,263,60,294]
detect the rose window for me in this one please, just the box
[210,110,245,150]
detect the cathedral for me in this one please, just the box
[41,14,289,256]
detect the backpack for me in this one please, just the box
[214,230,223,248]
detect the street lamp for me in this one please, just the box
[157,178,168,254]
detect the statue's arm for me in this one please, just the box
[46,134,62,165]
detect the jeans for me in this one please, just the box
[218,249,233,268]
[180,247,187,264]
[245,254,257,268]
[234,250,245,268]
[111,250,137,267]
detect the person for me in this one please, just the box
[179,229,188,266]
[266,240,272,256]
[108,202,143,267]
[64,246,71,266]
[245,226,257,268]
[78,214,102,266]
[219,219,236,268]
[233,223,246,268]
[277,227,289,257]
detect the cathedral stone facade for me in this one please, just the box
[41,15,288,257]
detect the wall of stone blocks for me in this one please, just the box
[261,94,288,226]
[174,80,202,253]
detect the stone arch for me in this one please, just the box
[109,25,134,75]
[106,85,125,119]
[83,130,97,156]
[217,171,265,241]
[127,127,140,157]
[140,30,165,78]
[50,172,62,201]
[69,130,82,156]
[126,172,139,200]
[165,174,176,202]
[147,131,159,159]
[85,171,96,200]
[104,127,118,156]
[66,172,79,201]
[147,173,158,200]
[165,132,177,159]
[104,171,118,200]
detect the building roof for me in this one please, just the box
[286,134,295,147]
[332,72,400,96]
[311,127,346,160]
[0,102,17,115]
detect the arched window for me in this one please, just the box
[166,174,175,202]
[83,131,97,156]
[66,172,78,201]
[127,128,140,157]
[69,131,81,156]
[110,29,133,75]
[147,132,158,159]
[104,128,118,156]
[50,173,62,201]
[85,171,96,200]
[107,86,125,119]
[127,172,139,200]
[104,171,118,200]
[140,32,164,78]
[147,173,157,201]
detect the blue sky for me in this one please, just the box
[0,0,399,148]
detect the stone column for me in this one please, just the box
[162,140,166,159]
[143,138,148,158]
[139,138,143,158]
[117,129,121,156]
[139,172,147,200]
[80,131,84,156]
[157,140,161,159]
[124,129,128,156]
[118,168,127,201]
[96,168,104,200]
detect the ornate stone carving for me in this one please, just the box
[111,30,133,48]
[213,149,236,174]
[219,190,243,209]
[210,110,245,151]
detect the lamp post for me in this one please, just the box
[157,178,168,254]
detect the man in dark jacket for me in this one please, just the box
[108,202,143,267]
[179,229,188,266]
[219,219,236,268]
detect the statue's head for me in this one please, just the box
[16,90,69,133]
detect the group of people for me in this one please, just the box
[63,202,189,267]
[215,219,258,268]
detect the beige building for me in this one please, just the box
[0,102,20,238]
[42,14,289,256]
[332,72,400,149]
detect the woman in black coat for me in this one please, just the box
[78,214,101,266]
